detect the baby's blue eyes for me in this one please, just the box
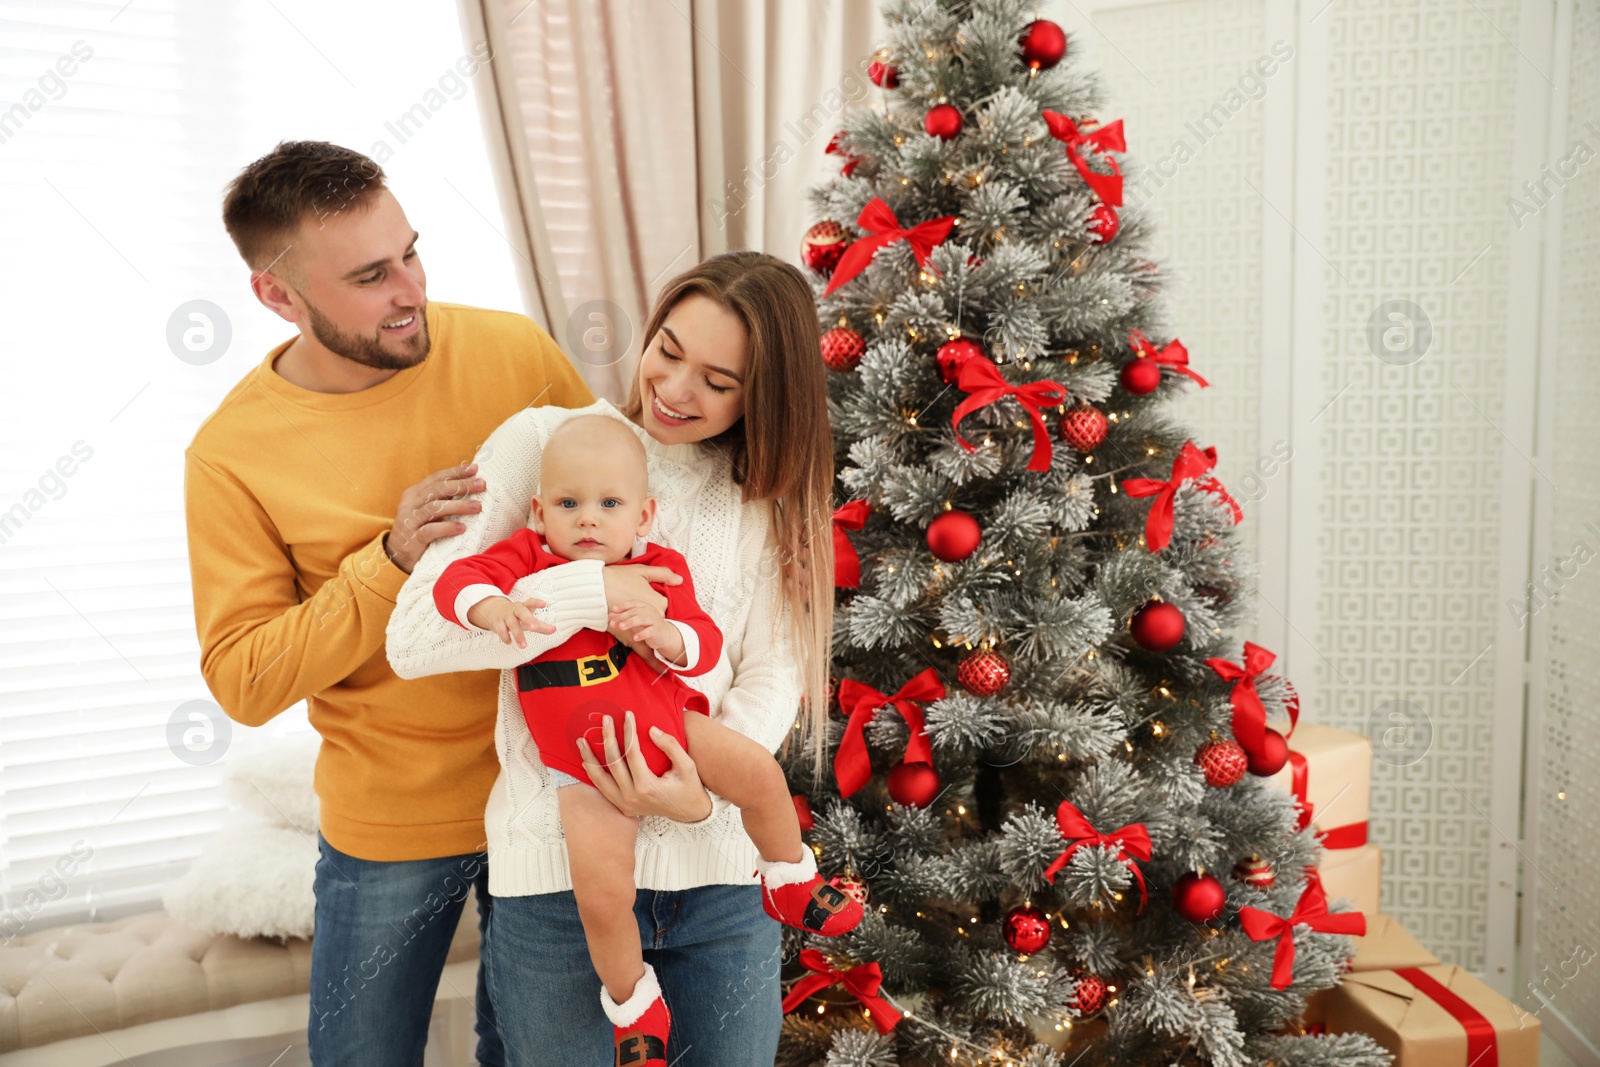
[558,499,622,508]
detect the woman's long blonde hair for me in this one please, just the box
[622,251,834,773]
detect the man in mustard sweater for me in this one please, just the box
[184,141,594,1065]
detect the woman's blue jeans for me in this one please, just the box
[482,884,782,1066]
[308,832,503,1066]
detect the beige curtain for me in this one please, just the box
[458,0,884,401]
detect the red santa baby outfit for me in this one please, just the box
[432,531,722,785]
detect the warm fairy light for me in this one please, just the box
[957,805,967,814]
[1152,722,1164,735]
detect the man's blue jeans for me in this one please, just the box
[308,832,503,1066]
[482,884,781,1065]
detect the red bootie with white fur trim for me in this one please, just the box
[757,849,863,936]
[602,964,670,1067]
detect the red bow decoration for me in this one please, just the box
[823,197,956,296]
[1042,800,1153,910]
[1121,441,1242,552]
[1204,641,1295,758]
[782,949,903,1033]
[825,131,861,177]
[1041,111,1127,207]
[834,668,946,797]
[1128,329,1209,388]
[951,356,1069,472]
[1239,875,1367,989]
[832,500,870,588]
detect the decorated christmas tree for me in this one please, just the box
[777,3,1394,1065]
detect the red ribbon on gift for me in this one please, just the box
[951,356,1069,472]
[1042,111,1127,207]
[1239,876,1367,990]
[1042,800,1152,910]
[835,668,945,797]
[1205,641,1281,758]
[832,500,870,588]
[1394,967,1499,1067]
[1121,440,1241,552]
[823,197,956,296]
[1128,329,1209,388]
[782,949,903,1034]
[1286,750,1370,848]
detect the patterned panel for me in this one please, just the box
[1314,0,1521,971]
[1095,0,1269,562]
[1533,0,1600,1043]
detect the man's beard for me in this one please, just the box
[304,298,430,370]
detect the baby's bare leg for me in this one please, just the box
[682,714,804,865]
[559,783,645,1002]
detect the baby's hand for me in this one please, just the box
[467,595,550,649]
[609,600,685,668]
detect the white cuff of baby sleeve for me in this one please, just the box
[659,620,700,671]
[454,585,507,631]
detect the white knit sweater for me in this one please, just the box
[385,398,802,896]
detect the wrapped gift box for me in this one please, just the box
[1317,842,1381,915]
[1268,723,1372,848]
[1347,914,1438,973]
[1326,965,1540,1066]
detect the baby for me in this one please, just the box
[431,414,860,1063]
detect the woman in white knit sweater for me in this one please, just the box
[386,251,834,1066]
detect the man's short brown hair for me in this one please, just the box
[221,141,387,276]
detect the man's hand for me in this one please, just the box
[609,600,685,668]
[466,595,554,649]
[383,461,485,574]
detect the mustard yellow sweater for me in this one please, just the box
[184,301,594,860]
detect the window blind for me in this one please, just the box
[0,0,524,937]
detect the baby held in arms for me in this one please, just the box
[429,414,860,1058]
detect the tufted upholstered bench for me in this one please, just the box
[0,910,480,1060]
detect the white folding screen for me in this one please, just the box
[1056,1,1596,1055]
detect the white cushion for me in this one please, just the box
[162,823,316,940]
[224,734,320,832]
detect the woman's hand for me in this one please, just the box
[601,565,679,616]
[576,711,712,823]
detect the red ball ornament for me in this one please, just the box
[868,60,900,88]
[1070,974,1109,1017]
[1246,727,1290,777]
[927,510,981,562]
[1232,854,1276,890]
[1130,601,1185,651]
[1057,404,1108,451]
[1018,19,1068,70]
[1172,871,1227,923]
[925,103,963,141]
[831,873,869,905]
[936,337,985,385]
[802,220,850,276]
[1002,905,1051,954]
[1087,203,1120,244]
[957,649,1010,697]
[793,795,815,833]
[1196,737,1249,788]
[820,326,866,372]
[1119,356,1162,395]
[887,761,941,808]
